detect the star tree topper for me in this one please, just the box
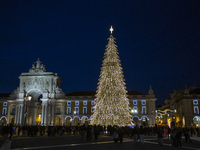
[110,26,114,34]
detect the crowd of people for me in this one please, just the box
[0,124,103,141]
[0,123,199,147]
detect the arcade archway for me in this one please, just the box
[81,116,89,125]
[65,116,72,126]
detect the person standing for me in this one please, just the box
[86,125,91,141]
[157,127,163,146]
[18,125,21,136]
[94,125,99,140]
[133,125,139,144]
[139,125,145,144]
[9,124,13,139]
[80,124,86,141]
[167,126,171,140]
[175,129,182,148]
[118,127,124,144]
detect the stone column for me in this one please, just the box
[44,102,48,125]
[16,100,25,125]
[18,104,24,125]
[14,105,18,124]
[41,99,48,126]
[41,103,45,125]
[51,101,55,126]
[47,102,51,125]
[33,103,37,125]
[17,104,23,125]
[7,104,11,124]
[61,102,65,125]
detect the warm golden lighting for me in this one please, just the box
[110,26,114,34]
[90,27,131,127]
[28,96,32,101]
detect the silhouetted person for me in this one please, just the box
[18,126,21,136]
[9,124,13,139]
[94,125,99,140]
[80,124,86,141]
[118,128,124,144]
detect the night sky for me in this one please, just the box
[1,0,200,105]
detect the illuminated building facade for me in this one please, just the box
[157,86,200,127]
[0,59,157,126]
[155,99,176,128]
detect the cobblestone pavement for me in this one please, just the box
[1,134,200,150]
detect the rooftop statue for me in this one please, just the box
[29,58,46,73]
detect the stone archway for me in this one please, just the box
[65,117,72,126]
[73,117,79,126]
[141,117,149,126]
[0,117,7,125]
[132,117,139,126]
[8,59,65,126]
[25,90,43,125]
[81,116,88,125]
[193,116,200,127]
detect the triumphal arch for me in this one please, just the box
[7,59,65,126]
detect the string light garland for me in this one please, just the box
[90,26,131,127]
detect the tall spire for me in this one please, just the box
[148,85,155,97]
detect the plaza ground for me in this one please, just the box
[1,134,200,150]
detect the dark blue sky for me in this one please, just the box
[1,0,200,104]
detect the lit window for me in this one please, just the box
[193,100,198,105]
[74,107,79,114]
[2,108,7,115]
[3,102,7,106]
[91,101,95,105]
[142,106,146,114]
[132,106,138,114]
[142,100,146,105]
[83,107,87,114]
[75,101,79,105]
[67,107,71,114]
[83,101,87,105]
[194,106,199,114]
[133,100,137,105]
[67,101,71,105]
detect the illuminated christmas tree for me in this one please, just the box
[90,26,131,127]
